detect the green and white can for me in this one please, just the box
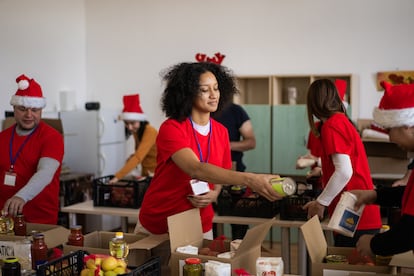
[270,177,296,196]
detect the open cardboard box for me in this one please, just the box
[167,208,274,276]
[0,223,70,271]
[301,216,392,276]
[389,250,414,274]
[0,223,70,248]
[63,231,169,266]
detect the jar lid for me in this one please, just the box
[115,232,124,238]
[70,225,82,230]
[3,257,19,263]
[185,258,201,265]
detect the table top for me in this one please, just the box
[61,200,330,229]
[60,200,139,217]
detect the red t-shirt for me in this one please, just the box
[320,113,382,230]
[0,121,64,224]
[139,118,232,234]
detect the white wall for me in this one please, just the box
[1,0,414,128]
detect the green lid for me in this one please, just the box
[3,257,19,263]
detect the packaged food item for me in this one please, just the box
[256,257,283,276]
[0,210,14,234]
[31,233,48,270]
[13,213,26,236]
[109,232,129,261]
[270,177,296,196]
[325,254,348,264]
[2,257,21,276]
[183,258,203,276]
[67,225,84,246]
[327,191,364,237]
[205,260,231,275]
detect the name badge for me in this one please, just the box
[4,171,16,186]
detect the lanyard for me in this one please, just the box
[189,117,212,163]
[9,125,37,170]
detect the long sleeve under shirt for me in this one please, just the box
[371,186,414,256]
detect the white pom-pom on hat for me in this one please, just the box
[18,79,29,90]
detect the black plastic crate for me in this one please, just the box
[93,175,151,209]
[216,187,280,218]
[279,195,313,221]
[36,251,161,276]
[36,250,86,276]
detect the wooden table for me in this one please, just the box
[60,200,330,275]
[60,200,138,233]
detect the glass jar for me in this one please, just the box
[31,234,48,270]
[67,225,84,246]
[2,257,21,276]
[0,210,14,234]
[183,258,203,276]
[14,213,26,236]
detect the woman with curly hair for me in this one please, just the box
[137,62,282,239]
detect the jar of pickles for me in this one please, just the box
[0,210,14,234]
[183,258,203,276]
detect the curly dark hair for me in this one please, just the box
[160,62,238,121]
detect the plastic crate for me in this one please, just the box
[279,195,313,221]
[93,175,151,209]
[36,251,161,276]
[216,187,280,218]
[36,250,86,276]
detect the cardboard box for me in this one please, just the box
[0,223,70,271]
[63,231,169,266]
[300,216,392,276]
[167,208,274,276]
[390,251,414,274]
[0,223,70,248]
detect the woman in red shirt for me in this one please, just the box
[138,62,282,239]
[304,79,382,247]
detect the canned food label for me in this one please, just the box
[270,177,296,196]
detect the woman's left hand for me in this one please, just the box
[187,189,220,208]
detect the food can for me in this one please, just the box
[270,177,296,196]
[325,254,348,264]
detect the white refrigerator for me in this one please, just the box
[60,109,126,231]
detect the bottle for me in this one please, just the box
[14,213,27,236]
[2,257,21,276]
[0,210,14,234]
[31,233,48,270]
[183,258,203,276]
[67,225,84,246]
[109,232,129,260]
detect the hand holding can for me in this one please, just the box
[270,177,297,196]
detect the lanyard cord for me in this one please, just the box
[189,117,212,163]
[9,125,37,169]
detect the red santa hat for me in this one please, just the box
[373,81,414,128]
[10,74,46,108]
[120,94,147,121]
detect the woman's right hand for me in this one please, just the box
[108,177,119,184]
[248,173,284,201]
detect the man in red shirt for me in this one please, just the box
[0,74,64,224]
